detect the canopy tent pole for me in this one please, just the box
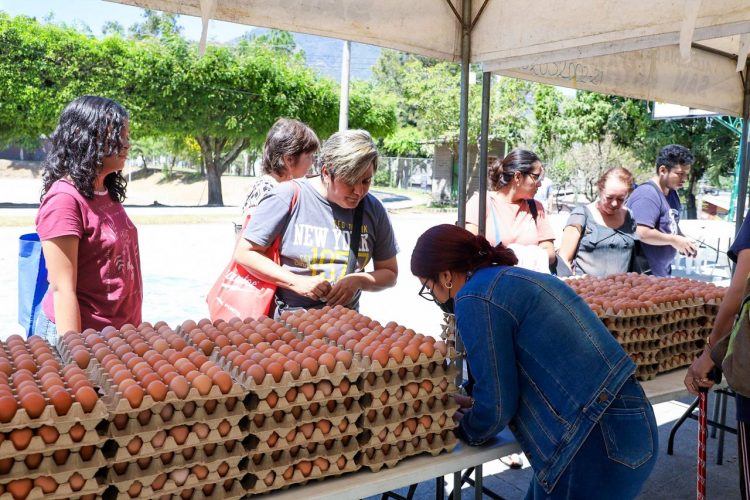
[455,0,472,228]
[734,64,750,234]
[477,72,491,237]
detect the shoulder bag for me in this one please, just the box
[18,233,49,336]
[206,183,300,322]
[710,273,750,397]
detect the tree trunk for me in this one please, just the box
[686,170,698,219]
[195,135,251,206]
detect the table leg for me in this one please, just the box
[474,464,483,500]
[453,471,462,500]
[436,476,445,500]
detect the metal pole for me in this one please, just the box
[338,40,351,132]
[734,65,750,233]
[478,71,491,237]
[456,0,472,227]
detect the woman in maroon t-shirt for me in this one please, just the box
[35,96,143,340]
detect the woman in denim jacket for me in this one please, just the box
[412,224,658,499]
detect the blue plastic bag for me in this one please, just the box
[18,233,49,337]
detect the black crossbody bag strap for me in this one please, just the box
[347,202,365,274]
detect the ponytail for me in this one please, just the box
[411,224,517,280]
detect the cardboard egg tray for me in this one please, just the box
[0,449,104,482]
[179,478,246,500]
[600,305,706,330]
[243,414,360,455]
[215,355,363,397]
[87,360,244,416]
[658,341,703,358]
[354,348,458,376]
[361,396,458,431]
[244,382,363,415]
[0,426,104,460]
[658,351,701,373]
[361,363,458,393]
[247,438,358,474]
[243,454,359,496]
[657,329,704,348]
[0,356,108,434]
[363,378,458,409]
[104,442,244,491]
[101,401,245,439]
[359,410,458,448]
[635,364,659,381]
[103,421,244,464]
[0,476,104,500]
[616,338,660,353]
[245,399,361,436]
[360,431,458,472]
[627,350,659,365]
[103,459,246,500]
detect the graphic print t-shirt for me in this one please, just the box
[244,178,399,309]
[36,179,143,330]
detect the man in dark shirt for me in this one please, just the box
[626,144,697,276]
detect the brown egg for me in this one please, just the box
[52,449,69,465]
[35,425,58,445]
[265,392,279,408]
[126,436,143,455]
[137,457,152,470]
[7,478,33,499]
[182,401,197,418]
[217,419,231,437]
[150,473,167,491]
[34,476,58,494]
[263,471,276,486]
[123,384,144,409]
[204,399,218,414]
[296,461,313,477]
[299,383,315,401]
[127,481,142,498]
[20,390,47,419]
[181,446,196,460]
[317,380,333,397]
[137,410,151,426]
[191,374,212,396]
[113,413,129,430]
[317,419,332,434]
[48,386,74,416]
[300,357,319,376]
[69,472,85,492]
[24,453,43,469]
[146,380,167,402]
[169,425,189,445]
[159,404,174,422]
[168,376,190,399]
[193,423,210,439]
[403,344,420,362]
[211,371,233,394]
[151,430,167,448]
[80,445,96,461]
[314,457,330,472]
[75,386,98,413]
[192,464,209,480]
[10,427,33,450]
[69,423,86,442]
[0,395,17,423]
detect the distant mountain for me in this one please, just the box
[233,28,381,82]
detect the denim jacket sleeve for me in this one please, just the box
[455,294,519,445]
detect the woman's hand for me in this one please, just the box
[290,275,332,301]
[325,274,364,307]
[453,394,474,409]
[684,350,716,395]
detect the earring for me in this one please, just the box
[445,281,453,289]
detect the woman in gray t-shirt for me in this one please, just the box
[235,129,399,314]
[558,167,638,277]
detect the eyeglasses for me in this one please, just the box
[525,171,544,182]
[418,282,436,302]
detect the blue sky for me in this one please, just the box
[0,0,256,42]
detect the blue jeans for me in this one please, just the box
[33,309,58,345]
[525,377,658,499]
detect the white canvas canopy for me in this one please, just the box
[106,0,750,224]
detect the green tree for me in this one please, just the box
[128,9,182,40]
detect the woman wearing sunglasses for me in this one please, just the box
[465,149,555,273]
[412,224,658,499]
[558,167,639,276]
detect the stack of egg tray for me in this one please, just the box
[57,326,248,500]
[282,306,459,472]
[205,323,363,496]
[0,338,108,500]
[357,356,459,472]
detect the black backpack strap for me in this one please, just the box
[527,199,538,223]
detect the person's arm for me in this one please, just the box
[539,240,556,265]
[685,248,750,394]
[233,238,331,301]
[325,256,398,306]
[558,225,582,269]
[635,225,697,256]
[455,296,519,445]
[42,236,81,335]
[465,222,479,235]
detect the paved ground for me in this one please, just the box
[0,200,742,499]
